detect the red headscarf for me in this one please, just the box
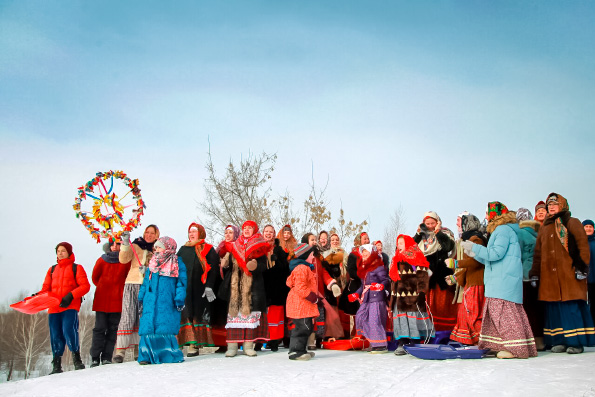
[356,244,384,280]
[187,222,213,284]
[226,220,270,275]
[389,234,429,282]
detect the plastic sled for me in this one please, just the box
[403,342,489,360]
[10,292,60,314]
[322,337,370,351]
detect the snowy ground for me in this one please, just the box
[1,347,594,397]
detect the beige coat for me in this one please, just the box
[119,243,152,284]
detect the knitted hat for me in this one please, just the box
[423,211,440,222]
[154,239,166,251]
[582,219,594,228]
[546,194,559,206]
[283,225,292,232]
[487,202,509,221]
[293,243,313,260]
[516,208,533,222]
[535,201,546,212]
[56,242,73,257]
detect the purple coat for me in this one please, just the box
[356,265,390,304]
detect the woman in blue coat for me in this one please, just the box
[138,236,187,364]
[462,202,537,359]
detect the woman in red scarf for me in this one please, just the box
[176,223,220,356]
[218,220,271,357]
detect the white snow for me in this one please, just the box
[1,347,594,397]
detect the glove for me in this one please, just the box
[202,287,216,302]
[59,292,74,308]
[348,293,360,303]
[176,305,185,312]
[305,292,318,304]
[576,270,588,281]
[445,275,456,286]
[460,240,475,257]
[530,276,539,288]
[246,259,258,271]
[121,231,131,246]
[444,258,457,269]
[331,284,342,297]
[370,283,384,291]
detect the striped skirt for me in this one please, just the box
[451,285,485,345]
[177,317,214,347]
[392,309,434,341]
[115,284,140,350]
[427,286,459,331]
[543,300,595,348]
[479,298,537,358]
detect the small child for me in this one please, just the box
[389,235,434,355]
[349,244,391,353]
[286,243,320,361]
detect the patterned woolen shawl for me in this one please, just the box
[390,234,429,282]
[148,236,179,278]
[226,232,270,276]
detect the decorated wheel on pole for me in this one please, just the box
[73,170,146,243]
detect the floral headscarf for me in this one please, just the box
[148,236,179,278]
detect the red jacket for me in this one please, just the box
[286,264,320,319]
[313,256,334,297]
[40,257,90,314]
[91,257,131,313]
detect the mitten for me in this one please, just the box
[331,284,341,297]
[445,275,456,286]
[305,292,318,304]
[176,305,185,312]
[202,287,216,302]
[348,293,360,303]
[59,292,74,308]
[246,259,258,271]
[444,258,457,269]
[460,240,475,257]
[576,270,588,280]
[530,276,539,288]
[370,283,384,291]
[121,231,131,246]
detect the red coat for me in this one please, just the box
[286,264,320,319]
[40,259,90,314]
[312,255,334,297]
[91,257,131,313]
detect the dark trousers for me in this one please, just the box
[289,317,313,356]
[588,283,595,324]
[49,310,80,356]
[90,312,122,361]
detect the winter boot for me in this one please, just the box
[49,356,63,375]
[90,357,100,368]
[268,339,280,352]
[73,351,85,370]
[101,359,112,365]
[243,341,257,357]
[566,346,584,354]
[307,333,317,351]
[225,343,238,357]
[369,346,388,354]
[113,350,124,363]
[496,350,515,359]
[551,345,567,353]
[394,339,407,356]
[187,345,199,357]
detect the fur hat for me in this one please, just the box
[582,219,594,228]
[56,242,73,257]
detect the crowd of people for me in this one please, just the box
[36,192,595,373]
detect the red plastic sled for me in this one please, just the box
[10,292,60,314]
[321,337,371,351]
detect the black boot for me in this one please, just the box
[73,351,85,370]
[50,356,63,374]
[268,340,279,352]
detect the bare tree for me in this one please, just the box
[382,205,407,258]
[329,204,368,249]
[200,144,277,236]
[77,300,95,367]
[11,311,50,379]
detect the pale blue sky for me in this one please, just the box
[1,1,594,300]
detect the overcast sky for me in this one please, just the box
[1,1,594,302]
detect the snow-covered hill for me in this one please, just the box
[1,347,594,396]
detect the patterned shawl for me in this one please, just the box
[148,237,179,278]
[390,234,429,282]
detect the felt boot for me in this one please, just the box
[225,343,238,357]
[243,341,257,357]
